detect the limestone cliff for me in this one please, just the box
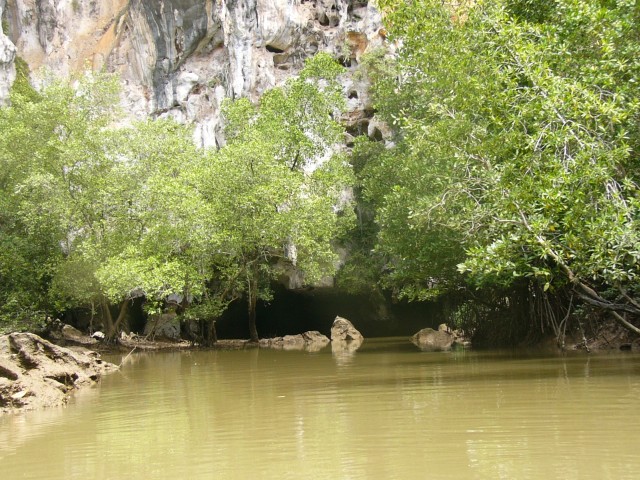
[1,0,385,145]
[0,0,16,106]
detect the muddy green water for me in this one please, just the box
[1,338,640,479]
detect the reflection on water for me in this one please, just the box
[331,337,363,365]
[1,338,640,479]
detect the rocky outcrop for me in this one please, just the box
[259,330,330,351]
[411,327,455,351]
[48,323,99,346]
[144,312,181,340]
[2,0,387,147]
[0,332,117,414]
[331,315,364,363]
[0,0,16,106]
[331,315,363,343]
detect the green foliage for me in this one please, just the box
[10,56,40,105]
[0,72,213,333]
[207,54,355,339]
[0,54,354,339]
[0,71,121,329]
[333,136,386,296]
[363,0,640,333]
[506,0,558,23]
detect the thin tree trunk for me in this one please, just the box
[200,319,218,347]
[113,300,129,333]
[102,299,115,339]
[210,320,218,344]
[247,277,259,343]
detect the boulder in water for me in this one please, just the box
[411,328,454,351]
[330,316,363,343]
[260,331,330,351]
[331,317,363,360]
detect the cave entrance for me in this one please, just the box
[213,285,441,340]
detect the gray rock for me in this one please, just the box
[302,330,330,345]
[330,317,363,361]
[259,337,284,349]
[61,324,97,346]
[301,331,330,352]
[261,331,330,351]
[411,328,454,351]
[438,324,471,346]
[144,313,181,340]
[282,334,305,351]
[4,0,386,146]
[330,316,363,343]
[0,0,16,107]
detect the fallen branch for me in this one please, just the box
[118,346,137,369]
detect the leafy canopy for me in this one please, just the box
[361,0,640,322]
[0,53,355,340]
[202,53,355,339]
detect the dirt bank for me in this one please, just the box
[0,333,117,415]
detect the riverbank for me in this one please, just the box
[563,319,640,352]
[0,333,117,415]
[2,317,637,416]
[40,316,640,355]
[0,328,336,415]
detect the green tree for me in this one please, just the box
[0,71,120,332]
[0,72,214,338]
[57,118,213,338]
[361,0,640,339]
[0,55,354,342]
[202,53,355,341]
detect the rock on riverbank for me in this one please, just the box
[0,333,117,415]
[259,331,330,352]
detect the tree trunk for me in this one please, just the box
[209,320,218,344]
[102,299,130,341]
[113,300,129,333]
[247,277,259,343]
[102,299,115,339]
[199,319,218,347]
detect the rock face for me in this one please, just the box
[330,315,362,364]
[144,312,181,340]
[2,0,386,146]
[330,315,363,343]
[53,323,99,346]
[0,333,117,414]
[411,328,454,351]
[0,0,16,106]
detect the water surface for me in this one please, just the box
[1,338,639,479]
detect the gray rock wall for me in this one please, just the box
[2,0,386,146]
[0,0,16,106]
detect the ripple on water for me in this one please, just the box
[1,341,640,479]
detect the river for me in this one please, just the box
[1,338,639,479]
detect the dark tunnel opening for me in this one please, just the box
[213,285,444,340]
